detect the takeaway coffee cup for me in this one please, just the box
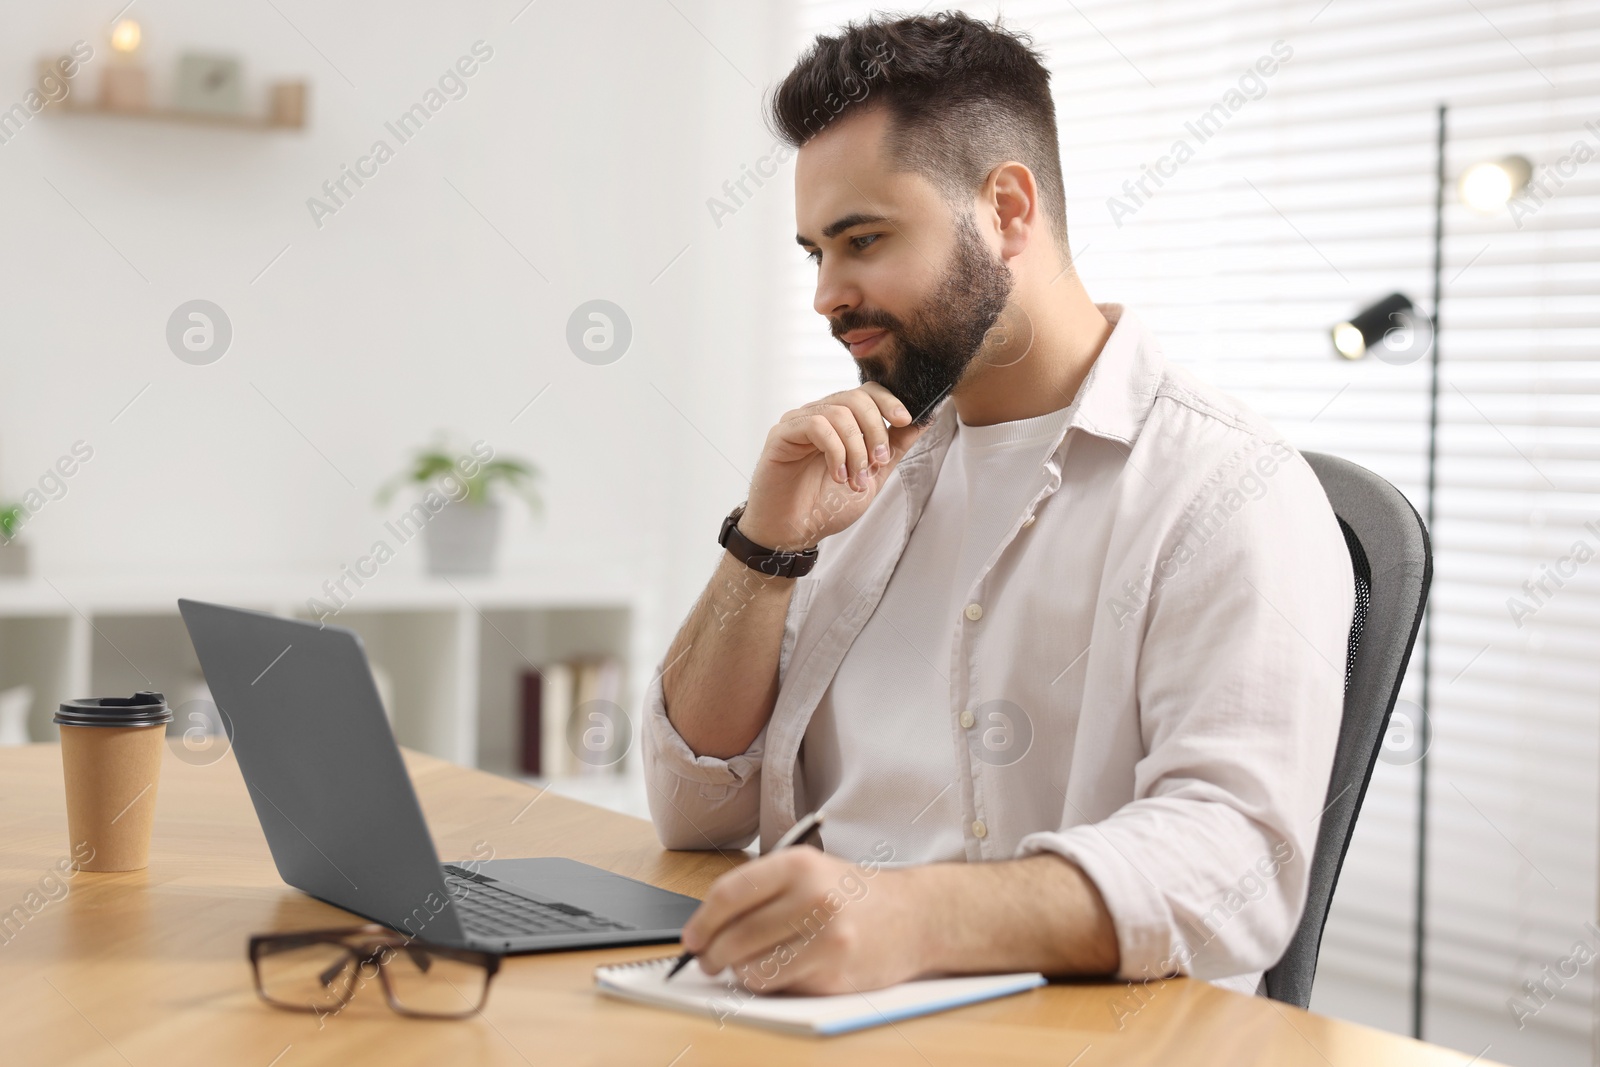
[53,691,173,872]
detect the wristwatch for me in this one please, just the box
[718,503,818,579]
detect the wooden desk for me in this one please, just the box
[0,744,1495,1066]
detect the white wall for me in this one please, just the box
[0,0,798,653]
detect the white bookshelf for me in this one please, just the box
[0,570,656,796]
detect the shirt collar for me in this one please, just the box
[906,301,1165,465]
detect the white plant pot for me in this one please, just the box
[0,685,33,746]
[0,540,29,578]
[424,500,503,576]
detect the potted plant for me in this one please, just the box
[0,503,28,578]
[377,439,541,576]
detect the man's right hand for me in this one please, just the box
[738,382,929,552]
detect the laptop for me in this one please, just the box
[178,598,700,954]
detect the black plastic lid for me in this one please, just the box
[54,691,172,728]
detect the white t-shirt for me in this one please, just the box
[798,402,1078,863]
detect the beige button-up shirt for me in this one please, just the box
[643,303,1354,993]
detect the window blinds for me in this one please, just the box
[782,3,1600,1064]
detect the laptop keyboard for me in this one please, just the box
[441,865,636,939]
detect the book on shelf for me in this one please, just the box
[518,670,541,775]
[519,657,626,779]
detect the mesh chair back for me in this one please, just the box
[1263,452,1432,1007]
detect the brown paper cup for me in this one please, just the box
[58,723,166,872]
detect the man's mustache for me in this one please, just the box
[831,313,903,342]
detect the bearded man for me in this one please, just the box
[643,11,1353,1000]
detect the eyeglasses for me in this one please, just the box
[248,924,502,1020]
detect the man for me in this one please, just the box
[643,12,1353,999]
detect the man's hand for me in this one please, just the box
[680,849,1122,994]
[680,846,924,995]
[739,383,928,552]
[656,384,929,762]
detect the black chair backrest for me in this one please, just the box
[1263,452,1433,1007]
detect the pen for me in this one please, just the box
[665,809,827,981]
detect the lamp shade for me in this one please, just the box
[1332,292,1432,364]
[1459,155,1533,213]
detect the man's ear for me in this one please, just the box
[985,160,1038,262]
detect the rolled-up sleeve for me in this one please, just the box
[643,575,818,851]
[642,668,764,851]
[1017,445,1353,983]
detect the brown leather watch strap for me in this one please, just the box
[717,503,818,579]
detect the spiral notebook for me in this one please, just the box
[594,954,1046,1036]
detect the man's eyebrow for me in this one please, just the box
[795,212,892,247]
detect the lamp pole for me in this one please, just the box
[1413,101,1446,1042]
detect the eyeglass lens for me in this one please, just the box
[255,936,490,1018]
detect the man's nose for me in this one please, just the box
[813,264,859,320]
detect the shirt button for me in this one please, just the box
[964,602,984,621]
[1021,514,1036,528]
[959,709,975,729]
[972,820,988,839]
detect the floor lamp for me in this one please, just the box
[1330,104,1532,1040]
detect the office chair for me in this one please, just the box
[1262,452,1432,1008]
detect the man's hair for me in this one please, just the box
[768,11,1069,262]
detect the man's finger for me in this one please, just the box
[808,404,871,490]
[773,413,849,484]
[827,390,892,470]
[856,381,912,426]
[680,857,788,954]
[739,938,835,995]
[697,888,818,978]
[730,931,828,994]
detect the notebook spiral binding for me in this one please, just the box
[598,954,679,973]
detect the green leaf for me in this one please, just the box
[376,441,541,516]
[0,503,24,541]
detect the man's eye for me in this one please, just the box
[803,234,879,265]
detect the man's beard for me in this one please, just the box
[834,212,1015,426]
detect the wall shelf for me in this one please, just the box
[0,570,654,791]
[44,101,304,131]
